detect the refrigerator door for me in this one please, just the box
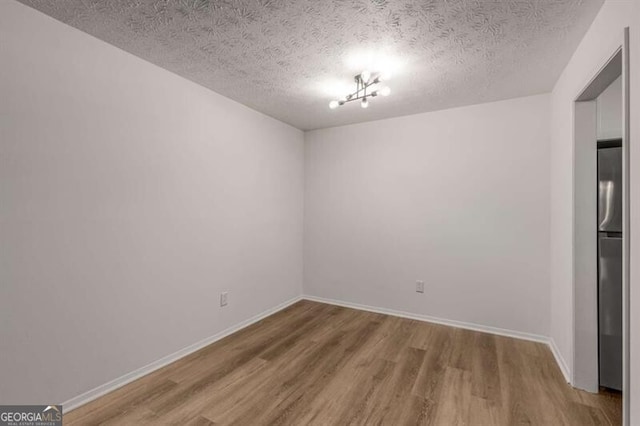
[598,147,623,233]
[598,234,623,390]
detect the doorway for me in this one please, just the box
[572,29,630,425]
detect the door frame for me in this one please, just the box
[571,27,630,425]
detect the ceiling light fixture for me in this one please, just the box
[329,71,390,109]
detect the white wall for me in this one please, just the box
[304,94,550,337]
[548,0,638,421]
[0,1,303,405]
[597,76,623,140]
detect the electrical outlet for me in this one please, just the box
[220,292,228,307]
[416,281,425,293]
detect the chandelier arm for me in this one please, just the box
[345,77,379,101]
[333,73,386,107]
[341,93,373,103]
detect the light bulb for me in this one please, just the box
[361,98,369,108]
[380,70,392,81]
[361,70,371,83]
[329,100,339,109]
[379,86,391,96]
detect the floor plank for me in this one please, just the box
[63,301,622,425]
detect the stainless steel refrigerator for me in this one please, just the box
[598,145,623,391]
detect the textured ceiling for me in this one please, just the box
[20,0,603,130]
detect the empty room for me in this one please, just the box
[1,0,639,425]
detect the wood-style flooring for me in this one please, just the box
[64,300,621,425]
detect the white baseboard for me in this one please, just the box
[548,338,571,383]
[61,295,303,413]
[302,294,549,343]
[302,295,575,384]
[61,293,573,414]
[303,295,578,382]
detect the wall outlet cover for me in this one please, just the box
[416,281,425,293]
[220,292,228,307]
